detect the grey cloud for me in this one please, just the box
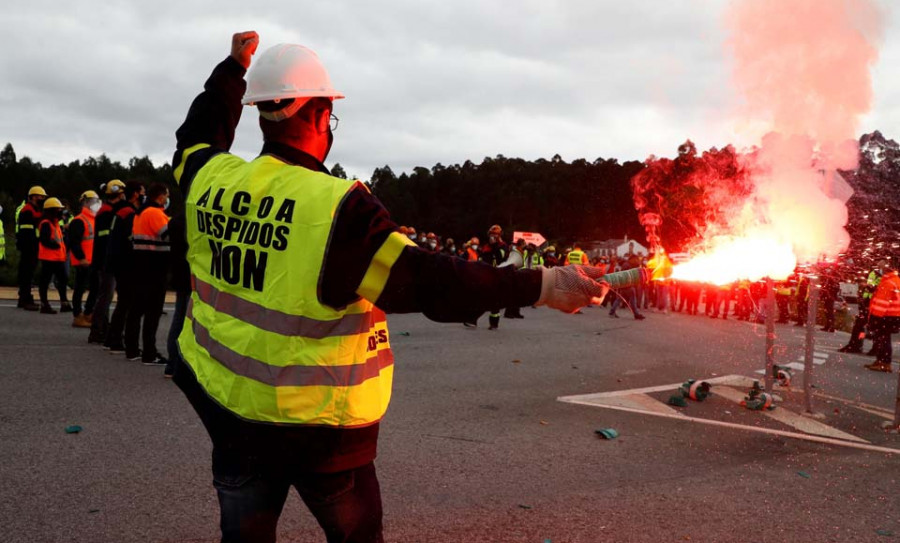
[1,0,893,180]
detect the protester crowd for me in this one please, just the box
[9,182,896,376]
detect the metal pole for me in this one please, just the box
[765,277,775,392]
[804,284,820,414]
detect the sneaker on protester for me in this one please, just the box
[126,350,143,361]
[143,355,169,366]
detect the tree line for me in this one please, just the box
[1,131,897,279]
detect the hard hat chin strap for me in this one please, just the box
[258,98,308,122]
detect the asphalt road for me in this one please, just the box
[2,302,899,542]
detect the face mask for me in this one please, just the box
[408,233,416,240]
[164,197,171,210]
[0,205,3,215]
[140,194,147,205]
[324,126,334,160]
[89,202,101,214]
[489,236,497,244]
[448,245,455,252]
[428,241,437,249]
[548,252,555,257]
[471,245,479,251]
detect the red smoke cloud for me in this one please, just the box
[632,0,884,284]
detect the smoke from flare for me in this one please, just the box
[632,0,884,284]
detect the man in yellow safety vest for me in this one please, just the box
[171,32,613,542]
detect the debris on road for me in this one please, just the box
[65,425,82,434]
[797,471,811,479]
[741,381,776,411]
[396,331,411,336]
[680,379,711,401]
[518,504,532,510]
[774,365,792,387]
[668,395,688,407]
[512,359,521,364]
[595,428,619,440]
[876,529,894,537]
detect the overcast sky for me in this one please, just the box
[2,0,897,180]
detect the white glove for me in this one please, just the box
[536,266,610,314]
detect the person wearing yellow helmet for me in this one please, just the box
[36,197,71,314]
[169,31,617,542]
[15,185,48,310]
[69,190,101,327]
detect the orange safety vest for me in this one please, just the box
[70,211,95,266]
[38,220,66,262]
[869,271,900,317]
[132,206,171,252]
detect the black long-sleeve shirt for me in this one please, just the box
[15,203,40,253]
[67,218,86,261]
[91,202,115,269]
[171,56,541,475]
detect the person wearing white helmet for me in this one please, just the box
[171,31,618,542]
[69,190,101,327]
[88,180,127,344]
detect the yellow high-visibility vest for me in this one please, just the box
[566,249,585,265]
[179,153,400,428]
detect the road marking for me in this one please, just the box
[558,374,900,455]
[713,386,869,443]
[812,391,895,421]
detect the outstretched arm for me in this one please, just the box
[172,31,259,195]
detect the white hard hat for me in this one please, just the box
[242,44,344,113]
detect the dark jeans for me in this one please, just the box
[124,260,168,359]
[796,296,808,325]
[106,268,137,347]
[610,287,641,317]
[84,264,100,316]
[166,290,190,373]
[17,250,37,303]
[90,269,116,341]
[39,260,68,305]
[870,315,895,364]
[214,461,383,543]
[72,265,91,316]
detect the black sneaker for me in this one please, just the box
[106,344,126,353]
[143,355,168,366]
[60,302,73,313]
[40,304,57,314]
[163,366,175,379]
[126,350,143,361]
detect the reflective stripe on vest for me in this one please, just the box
[179,153,394,427]
[71,213,95,266]
[0,220,5,260]
[38,220,66,261]
[133,207,170,252]
[566,250,584,265]
[14,202,24,234]
[863,271,881,300]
